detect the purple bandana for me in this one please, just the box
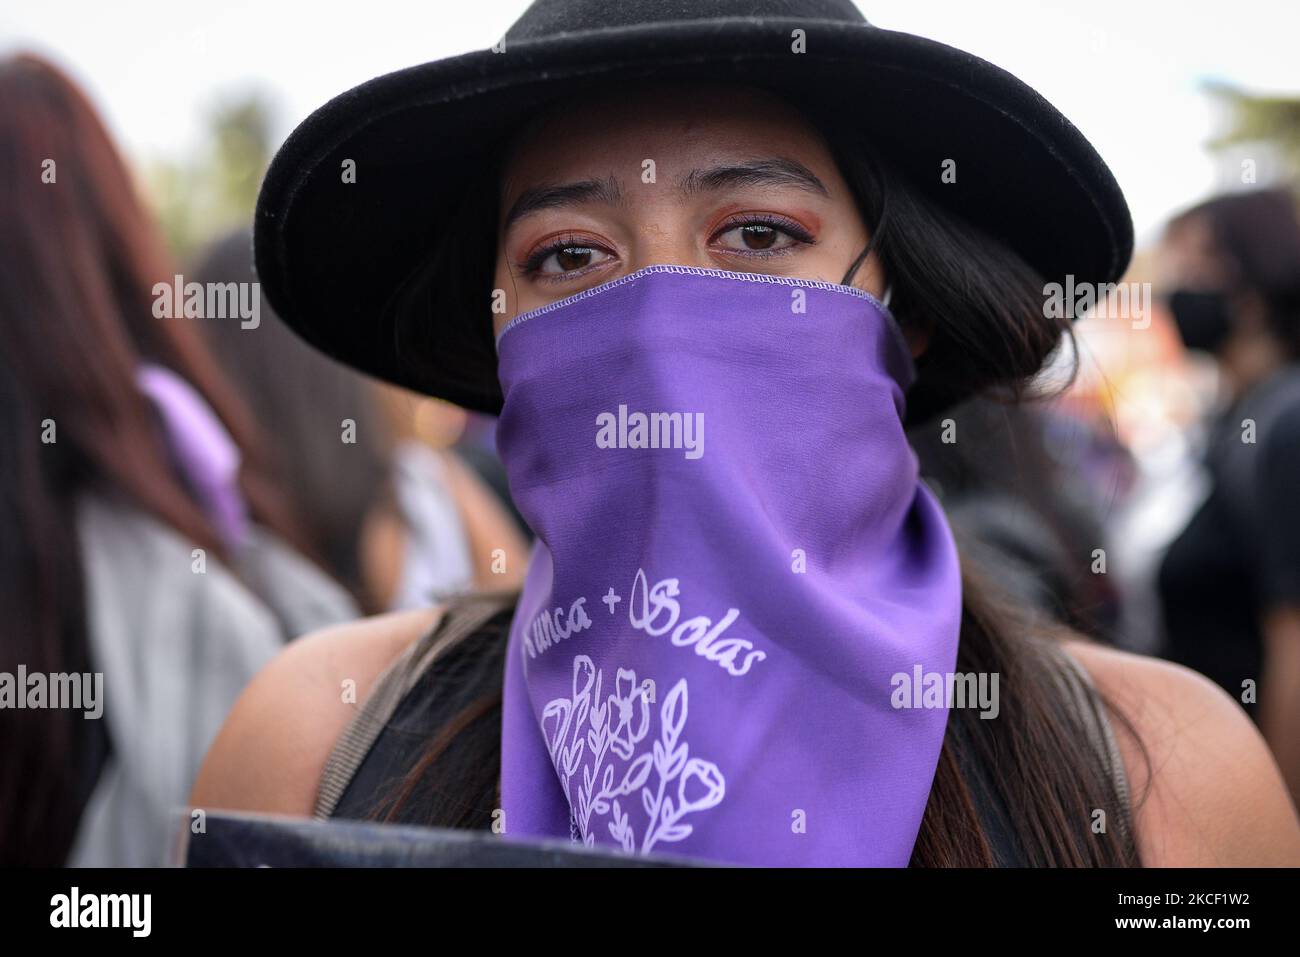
[496,266,961,866]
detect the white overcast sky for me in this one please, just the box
[3,0,1298,246]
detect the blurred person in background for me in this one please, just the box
[0,53,357,866]
[372,383,531,603]
[1156,187,1300,802]
[448,409,532,536]
[192,230,529,612]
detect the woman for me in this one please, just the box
[194,0,1300,865]
[0,53,356,866]
[1156,188,1300,804]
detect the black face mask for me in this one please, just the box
[1168,289,1234,354]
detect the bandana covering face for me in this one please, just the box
[495,265,961,866]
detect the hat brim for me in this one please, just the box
[255,19,1133,414]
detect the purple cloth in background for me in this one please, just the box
[495,266,962,866]
[136,363,249,550]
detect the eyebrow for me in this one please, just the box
[502,176,625,231]
[501,158,829,231]
[678,158,829,198]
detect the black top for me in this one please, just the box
[1158,366,1300,719]
[320,597,1134,866]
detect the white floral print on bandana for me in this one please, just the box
[541,655,726,854]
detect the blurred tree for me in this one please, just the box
[1206,82,1300,184]
[143,90,277,260]
[209,95,275,216]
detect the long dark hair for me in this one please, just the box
[0,54,306,864]
[380,90,1149,865]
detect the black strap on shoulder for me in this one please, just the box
[313,592,518,820]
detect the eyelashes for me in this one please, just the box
[513,213,818,282]
[713,212,816,249]
[516,232,606,277]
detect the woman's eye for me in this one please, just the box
[713,221,809,254]
[533,244,612,275]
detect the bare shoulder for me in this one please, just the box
[1063,639,1300,866]
[190,605,444,817]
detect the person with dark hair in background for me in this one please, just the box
[0,54,357,866]
[1156,187,1300,803]
[191,230,529,613]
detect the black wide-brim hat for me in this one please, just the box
[255,0,1133,415]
